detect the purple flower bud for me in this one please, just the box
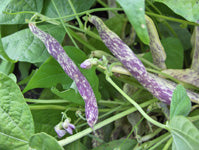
[62,119,75,135]
[54,123,66,138]
[29,23,98,128]
[88,16,199,104]
[80,59,92,69]
[80,58,98,69]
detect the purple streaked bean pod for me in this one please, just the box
[145,15,167,69]
[29,23,98,128]
[162,69,199,88]
[88,15,198,104]
[191,22,199,72]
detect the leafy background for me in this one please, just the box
[0,0,199,150]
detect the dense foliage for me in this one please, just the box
[0,0,199,149]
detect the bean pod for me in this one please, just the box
[88,15,199,104]
[145,15,167,69]
[191,22,199,72]
[29,23,98,128]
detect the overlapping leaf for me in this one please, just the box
[0,72,34,149]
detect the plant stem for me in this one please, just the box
[97,0,119,17]
[146,0,178,37]
[65,24,101,41]
[68,0,83,29]
[29,105,66,110]
[146,12,199,26]
[28,104,131,112]
[141,128,163,142]
[48,8,123,21]
[106,76,168,130]
[137,55,161,71]
[58,99,156,146]
[68,28,96,51]
[25,98,69,103]
[162,137,173,150]
[148,134,171,150]
[51,0,79,48]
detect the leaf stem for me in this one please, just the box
[58,99,156,146]
[106,76,168,130]
[65,23,102,41]
[68,0,84,29]
[148,134,171,150]
[68,28,96,51]
[51,0,79,48]
[162,137,173,150]
[146,12,199,26]
[25,98,69,103]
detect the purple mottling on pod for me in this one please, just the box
[191,21,199,72]
[29,23,98,127]
[88,16,176,104]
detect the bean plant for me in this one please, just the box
[0,0,199,150]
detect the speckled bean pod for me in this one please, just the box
[145,15,167,69]
[88,15,178,104]
[191,23,199,72]
[29,23,98,128]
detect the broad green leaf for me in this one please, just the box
[18,62,31,80]
[51,87,84,105]
[92,139,137,150]
[0,60,14,75]
[31,109,62,137]
[2,24,65,63]
[117,0,150,45]
[170,85,191,120]
[0,26,13,61]
[0,72,34,150]
[162,69,199,88]
[43,0,95,21]
[161,37,184,69]
[23,57,72,93]
[29,132,64,150]
[0,0,43,24]
[64,140,87,150]
[189,109,199,130]
[155,0,199,23]
[158,22,191,50]
[170,116,199,150]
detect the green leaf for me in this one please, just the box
[92,139,137,150]
[170,116,199,150]
[170,85,191,120]
[0,72,34,150]
[31,109,62,137]
[18,62,31,80]
[2,24,65,63]
[23,57,72,93]
[0,60,14,75]
[29,132,64,150]
[161,37,184,69]
[158,22,191,50]
[64,140,87,150]
[43,0,95,21]
[155,0,199,23]
[0,26,13,62]
[117,0,149,45]
[0,0,43,24]
[51,87,84,105]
